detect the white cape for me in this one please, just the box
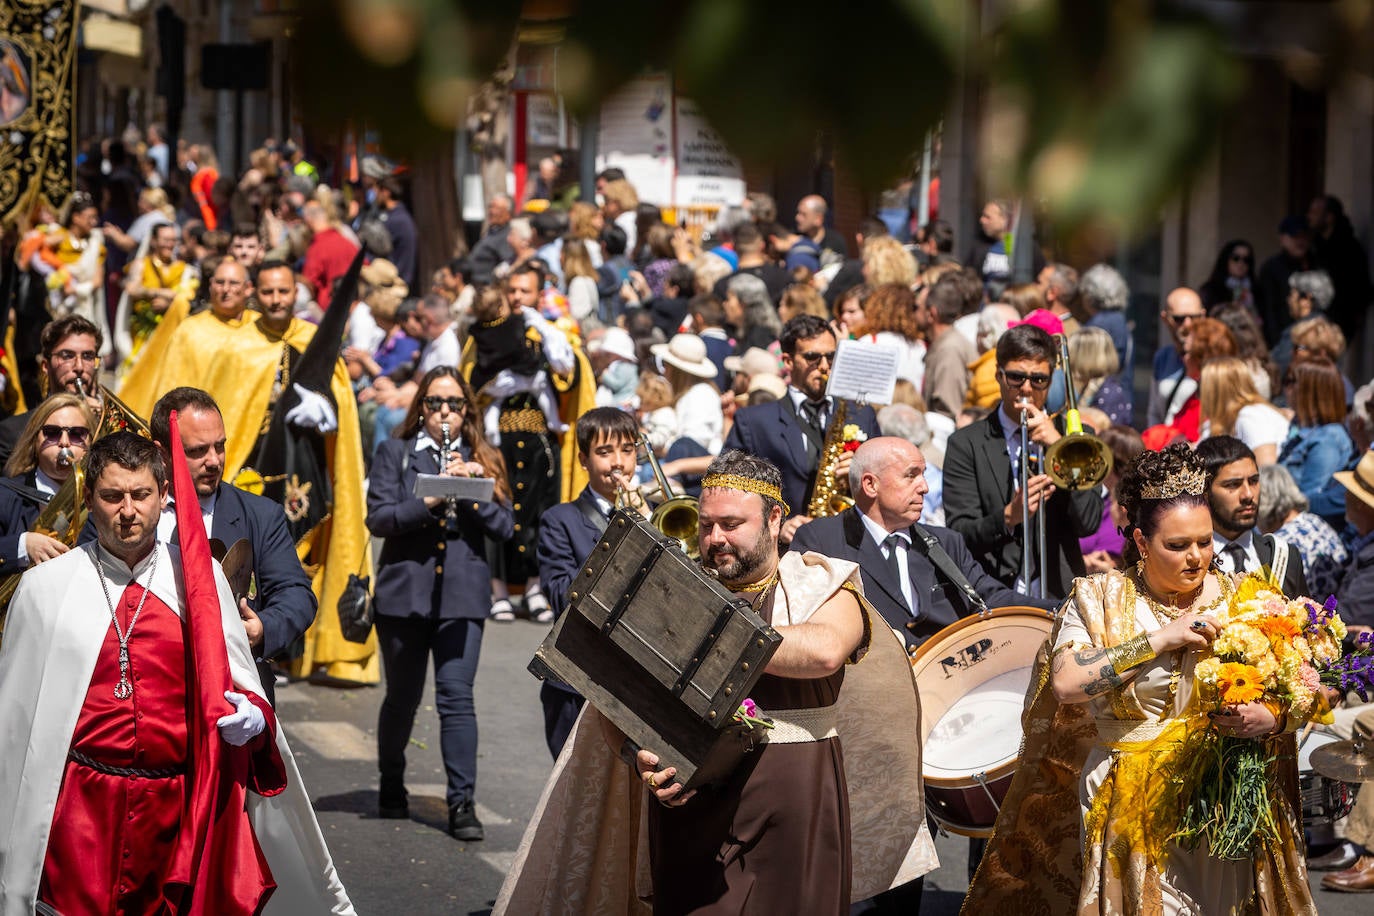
[0,541,354,915]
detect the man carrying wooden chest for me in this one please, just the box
[496,450,937,915]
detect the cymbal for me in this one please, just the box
[1311,739,1374,783]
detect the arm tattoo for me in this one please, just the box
[1081,663,1124,697]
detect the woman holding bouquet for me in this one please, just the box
[963,443,1315,915]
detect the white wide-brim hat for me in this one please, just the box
[650,333,718,379]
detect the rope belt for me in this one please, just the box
[763,704,839,744]
[68,749,185,780]
[497,408,550,434]
[1093,717,1171,746]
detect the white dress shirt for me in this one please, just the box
[17,469,62,566]
[859,512,915,617]
[156,489,218,544]
[1212,529,1260,575]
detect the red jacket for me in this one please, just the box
[302,228,359,311]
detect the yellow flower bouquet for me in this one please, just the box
[1174,572,1350,858]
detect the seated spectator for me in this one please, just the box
[864,283,927,390]
[1278,357,1356,526]
[1210,302,1276,399]
[650,333,724,455]
[1068,326,1132,427]
[1149,317,1238,443]
[777,284,828,323]
[1198,356,1289,464]
[1257,462,1349,601]
[1288,314,1356,407]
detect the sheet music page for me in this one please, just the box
[825,338,900,406]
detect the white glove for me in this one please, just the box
[522,307,575,374]
[482,368,523,401]
[217,690,266,747]
[285,383,338,433]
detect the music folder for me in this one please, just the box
[413,474,496,503]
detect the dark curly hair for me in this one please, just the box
[1115,442,1208,565]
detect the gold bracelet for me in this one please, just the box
[1105,633,1156,673]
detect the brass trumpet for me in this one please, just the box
[614,435,700,559]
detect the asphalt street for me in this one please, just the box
[280,618,1369,914]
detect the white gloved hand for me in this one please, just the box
[285,383,338,433]
[522,307,575,374]
[216,690,266,747]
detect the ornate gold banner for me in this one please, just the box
[0,0,77,226]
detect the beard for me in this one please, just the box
[703,526,776,585]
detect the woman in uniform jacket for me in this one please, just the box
[367,366,514,841]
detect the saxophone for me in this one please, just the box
[807,398,855,518]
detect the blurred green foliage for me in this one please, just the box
[292,0,1253,229]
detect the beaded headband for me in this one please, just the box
[1140,466,1207,500]
[701,473,790,516]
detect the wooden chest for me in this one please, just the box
[529,510,782,788]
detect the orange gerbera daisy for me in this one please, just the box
[1217,662,1265,705]
[1256,616,1300,643]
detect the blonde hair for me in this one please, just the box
[138,187,175,222]
[601,179,639,212]
[779,284,828,321]
[5,393,97,477]
[1199,356,1267,436]
[890,378,928,412]
[569,201,601,241]
[862,236,917,288]
[1068,326,1119,387]
[560,237,598,282]
[636,373,674,412]
[691,253,732,295]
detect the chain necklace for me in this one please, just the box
[93,546,160,701]
[1132,565,1222,621]
[732,570,779,594]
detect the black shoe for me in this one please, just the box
[1310,841,1361,871]
[378,781,409,819]
[448,800,484,841]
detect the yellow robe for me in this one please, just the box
[117,311,378,684]
[116,298,222,418]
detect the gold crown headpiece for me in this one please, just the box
[1140,466,1207,500]
[701,473,790,516]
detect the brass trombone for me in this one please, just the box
[1018,335,1113,599]
[614,435,700,559]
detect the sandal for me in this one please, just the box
[526,590,554,624]
[490,599,516,622]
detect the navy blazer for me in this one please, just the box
[367,436,514,620]
[0,474,45,578]
[722,396,880,517]
[536,487,607,622]
[78,481,317,661]
[789,507,1054,650]
[943,410,1104,601]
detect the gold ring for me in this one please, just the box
[645,773,657,789]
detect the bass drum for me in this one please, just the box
[910,607,1054,838]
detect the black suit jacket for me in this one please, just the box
[78,481,318,662]
[0,412,30,471]
[1255,532,1311,600]
[367,436,514,620]
[943,410,1104,601]
[789,508,1054,650]
[536,487,607,622]
[0,473,45,579]
[722,396,880,518]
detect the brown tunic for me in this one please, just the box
[647,583,851,915]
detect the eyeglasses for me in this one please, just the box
[999,369,1052,390]
[794,350,836,366]
[41,424,90,445]
[1166,312,1205,327]
[210,278,247,287]
[423,396,467,412]
[50,349,98,365]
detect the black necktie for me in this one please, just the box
[1224,541,1248,574]
[801,400,827,460]
[885,534,912,616]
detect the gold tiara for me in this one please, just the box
[701,473,790,516]
[1140,467,1207,500]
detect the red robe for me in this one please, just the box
[38,583,283,916]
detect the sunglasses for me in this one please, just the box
[423,396,467,412]
[1229,254,1252,264]
[999,369,1052,390]
[1166,312,1205,326]
[41,424,90,445]
[794,350,836,366]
